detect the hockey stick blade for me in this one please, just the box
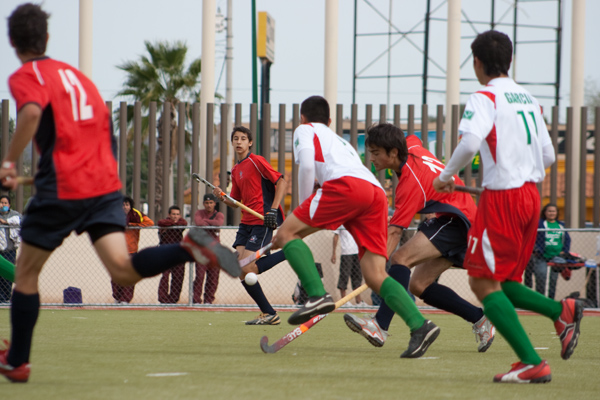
[260,314,328,354]
[259,284,369,354]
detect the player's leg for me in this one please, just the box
[360,250,439,358]
[204,265,220,304]
[337,255,351,300]
[168,263,186,303]
[193,262,207,304]
[468,185,552,382]
[237,227,281,325]
[158,269,171,303]
[1,242,51,382]
[349,255,363,304]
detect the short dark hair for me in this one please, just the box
[365,123,408,164]
[300,96,330,124]
[231,126,253,143]
[123,196,134,208]
[8,3,49,55]
[0,195,11,205]
[168,205,181,214]
[471,30,512,77]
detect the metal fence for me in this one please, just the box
[1,225,597,309]
[1,100,599,228]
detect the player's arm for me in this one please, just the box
[433,132,481,193]
[271,176,286,210]
[212,186,238,208]
[0,104,42,188]
[387,225,404,258]
[297,148,316,203]
[331,232,339,263]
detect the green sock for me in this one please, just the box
[283,239,325,297]
[482,291,542,365]
[502,281,563,321]
[380,277,425,331]
[0,255,15,282]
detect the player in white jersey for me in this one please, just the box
[273,96,440,359]
[433,30,584,384]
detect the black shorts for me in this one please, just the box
[417,215,469,267]
[21,191,126,251]
[232,223,272,251]
[337,254,362,291]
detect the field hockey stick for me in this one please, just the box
[455,185,483,195]
[192,173,264,221]
[0,176,34,190]
[239,243,274,268]
[260,283,369,354]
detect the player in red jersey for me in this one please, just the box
[344,123,494,352]
[0,4,239,383]
[433,30,583,383]
[213,126,287,325]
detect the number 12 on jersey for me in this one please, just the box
[59,69,93,122]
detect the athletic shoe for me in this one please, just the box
[182,229,241,277]
[493,360,552,383]
[344,313,388,347]
[356,301,369,308]
[245,313,281,325]
[400,320,440,358]
[288,294,335,325]
[0,341,30,383]
[554,298,584,360]
[472,315,495,352]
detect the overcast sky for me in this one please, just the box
[1,0,598,122]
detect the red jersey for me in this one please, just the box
[230,153,284,225]
[8,57,121,199]
[390,135,477,229]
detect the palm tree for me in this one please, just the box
[116,40,202,216]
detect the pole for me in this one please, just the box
[324,0,339,132]
[78,0,93,78]
[444,0,461,162]
[200,0,216,188]
[226,0,234,170]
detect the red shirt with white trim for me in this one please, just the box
[8,57,121,199]
[230,153,284,225]
[390,135,477,229]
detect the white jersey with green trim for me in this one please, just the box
[458,77,552,190]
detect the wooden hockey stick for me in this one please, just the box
[455,185,483,195]
[192,173,264,220]
[260,283,369,354]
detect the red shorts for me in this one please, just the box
[464,182,540,282]
[293,177,388,259]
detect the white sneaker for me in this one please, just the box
[339,302,353,308]
[356,301,369,308]
[473,315,495,352]
[344,313,388,347]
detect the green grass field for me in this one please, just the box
[0,308,598,399]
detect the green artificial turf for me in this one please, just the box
[0,309,598,399]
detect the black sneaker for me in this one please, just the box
[245,313,281,325]
[288,294,335,325]
[400,320,440,358]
